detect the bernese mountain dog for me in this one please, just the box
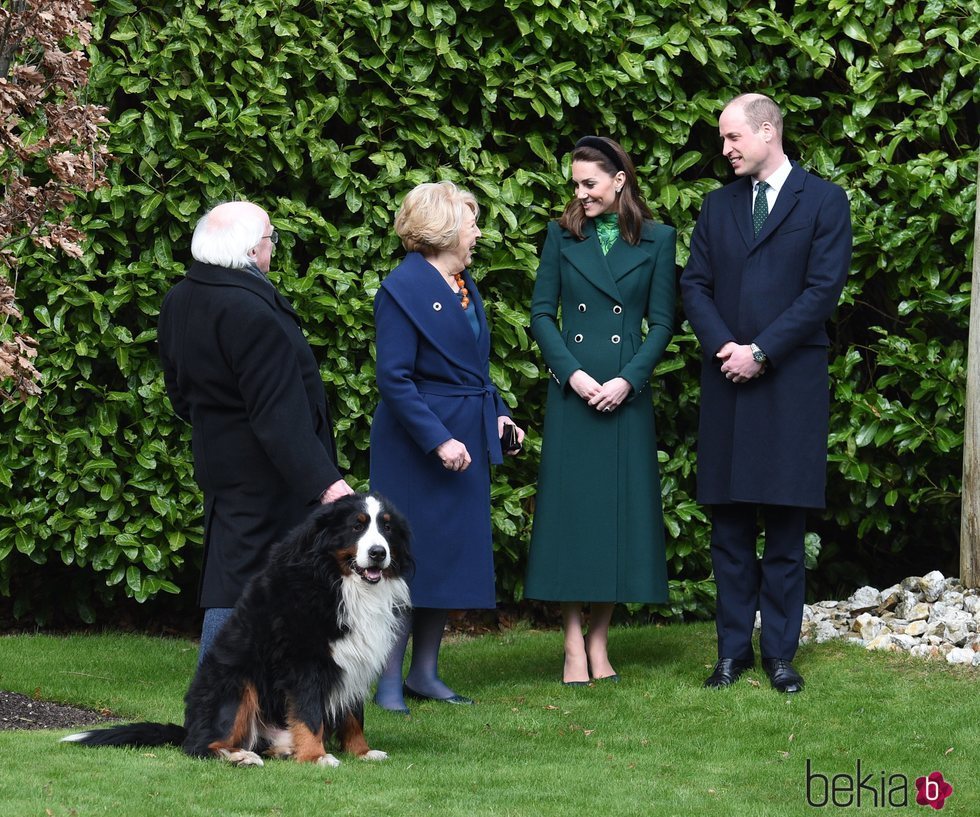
[62,493,412,767]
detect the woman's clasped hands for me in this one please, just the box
[568,369,632,414]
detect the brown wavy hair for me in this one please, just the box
[558,136,652,246]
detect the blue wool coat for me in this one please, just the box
[369,252,508,609]
[680,163,851,508]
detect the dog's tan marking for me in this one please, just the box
[339,711,372,757]
[333,545,358,576]
[288,717,327,763]
[208,682,260,757]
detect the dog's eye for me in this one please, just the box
[383,522,392,533]
[353,522,364,532]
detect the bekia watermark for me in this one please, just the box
[806,760,953,809]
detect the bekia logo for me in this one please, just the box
[806,760,954,809]
[915,772,953,810]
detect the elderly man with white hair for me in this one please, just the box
[158,201,354,658]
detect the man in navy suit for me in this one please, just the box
[681,94,851,693]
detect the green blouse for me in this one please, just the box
[594,213,620,255]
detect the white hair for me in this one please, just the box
[190,203,266,269]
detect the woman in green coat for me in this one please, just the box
[526,136,676,684]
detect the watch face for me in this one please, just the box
[752,347,766,363]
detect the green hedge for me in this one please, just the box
[1,0,977,624]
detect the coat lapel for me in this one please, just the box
[753,163,805,245]
[727,177,755,249]
[560,221,622,301]
[605,221,662,281]
[380,253,485,379]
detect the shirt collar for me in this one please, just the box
[755,156,792,193]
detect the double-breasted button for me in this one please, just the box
[578,303,587,312]
[611,334,621,344]
[612,305,623,314]
[574,333,584,343]
[433,302,442,311]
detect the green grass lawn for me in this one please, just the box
[0,622,975,816]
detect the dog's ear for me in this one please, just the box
[307,497,355,549]
[278,498,354,559]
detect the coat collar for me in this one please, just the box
[560,219,664,300]
[379,252,489,379]
[728,161,807,249]
[185,262,298,319]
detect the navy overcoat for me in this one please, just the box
[680,164,851,508]
[158,263,342,606]
[369,252,508,609]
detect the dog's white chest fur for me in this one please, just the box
[327,575,410,718]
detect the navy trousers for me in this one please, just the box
[710,503,807,662]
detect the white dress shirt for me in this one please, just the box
[753,157,792,215]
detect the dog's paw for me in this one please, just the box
[359,749,388,761]
[217,748,264,767]
[316,753,342,768]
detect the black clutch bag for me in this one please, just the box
[500,422,522,455]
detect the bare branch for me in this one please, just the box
[0,0,109,403]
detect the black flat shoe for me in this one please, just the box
[592,674,619,683]
[403,683,475,705]
[762,658,805,694]
[703,657,754,689]
[561,680,592,687]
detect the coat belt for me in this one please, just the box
[416,380,502,465]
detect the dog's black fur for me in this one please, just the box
[63,494,412,766]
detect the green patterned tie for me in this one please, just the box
[753,180,770,236]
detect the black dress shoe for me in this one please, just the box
[703,657,754,689]
[762,658,805,693]
[403,683,475,705]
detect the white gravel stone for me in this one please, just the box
[946,648,974,665]
[794,573,978,669]
[919,570,946,603]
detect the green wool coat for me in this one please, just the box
[525,218,676,602]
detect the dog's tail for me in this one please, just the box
[61,722,186,749]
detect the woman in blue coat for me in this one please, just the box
[370,181,525,713]
[526,137,676,684]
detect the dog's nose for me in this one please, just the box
[368,545,387,563]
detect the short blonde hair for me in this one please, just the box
[394,181,479,254]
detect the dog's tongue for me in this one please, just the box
[364,567,382,581]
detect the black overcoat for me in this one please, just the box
[158,263,341,606]
[680,164,851,509]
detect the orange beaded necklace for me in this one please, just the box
[453,273,470,309]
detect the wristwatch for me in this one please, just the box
[750,343,767,363]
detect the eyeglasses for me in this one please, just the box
[262,230,279,245]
